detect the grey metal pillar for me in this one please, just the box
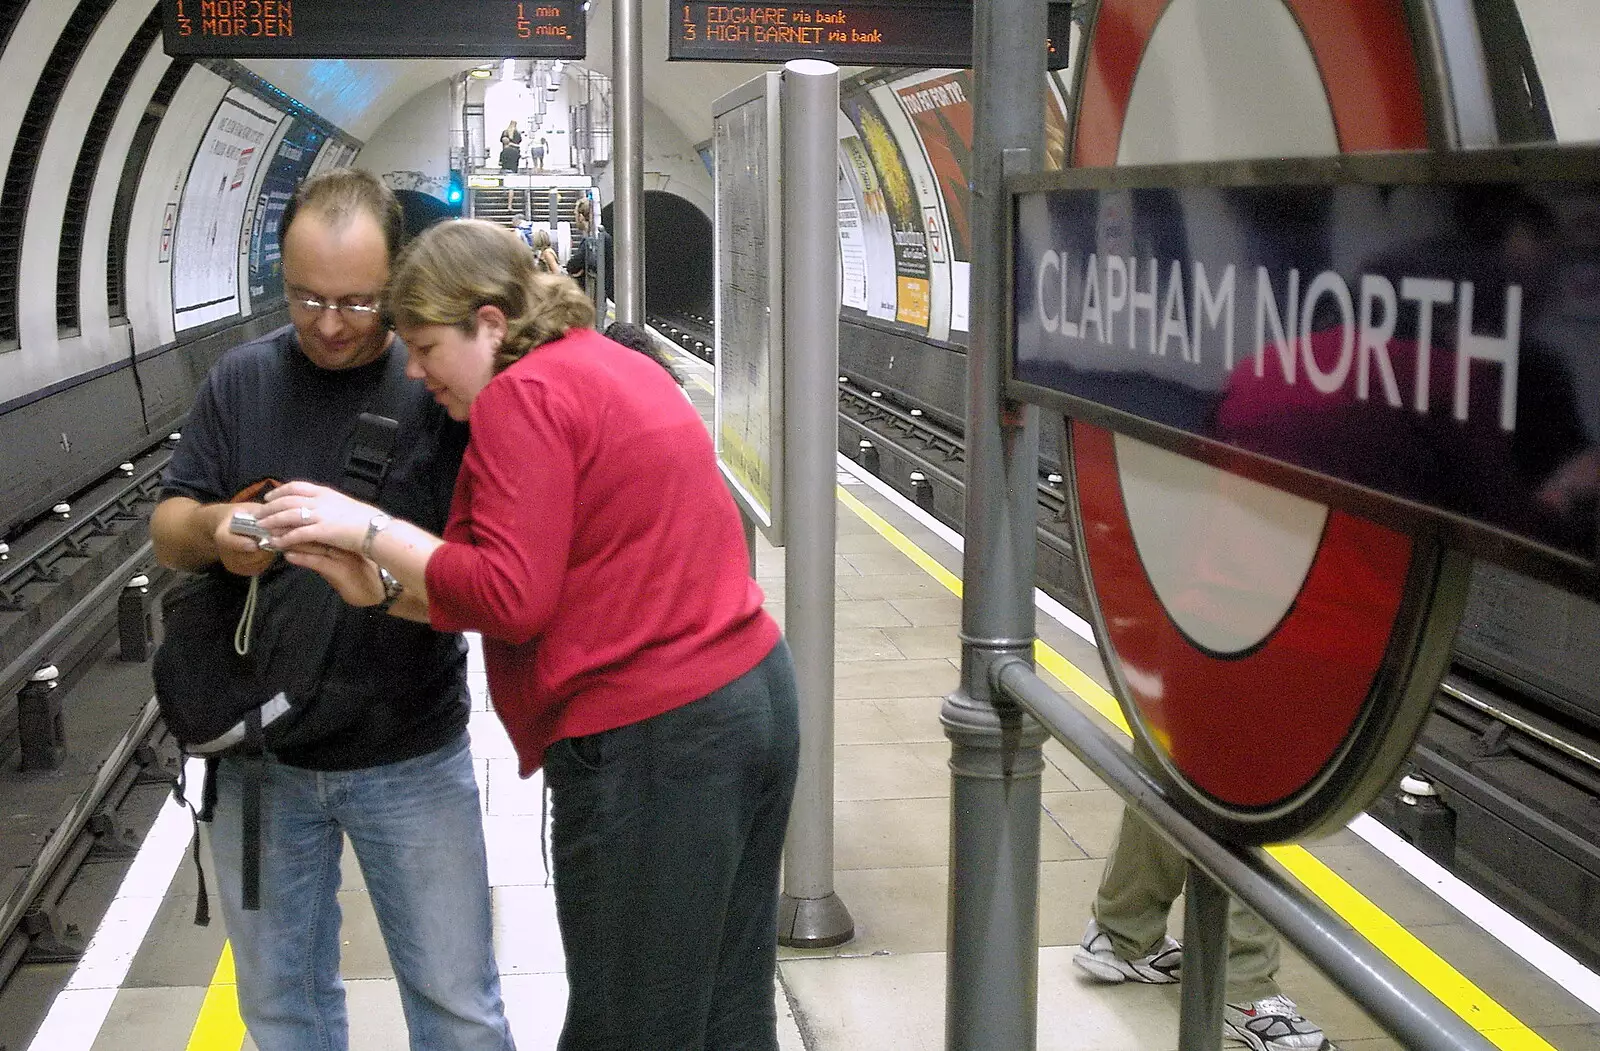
[1179,863,1231,1050]
[777,59,853,949]
[943,0,1048,1046]
[612,0,644,322]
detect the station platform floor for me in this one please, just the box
[23,347,1600,1051]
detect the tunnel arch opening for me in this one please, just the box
[601,190,711,320]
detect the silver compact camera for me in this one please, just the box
[229,511,273,546]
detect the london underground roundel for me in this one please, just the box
[1054,0,1473,843]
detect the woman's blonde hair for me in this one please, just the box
[388,219,593,373]
[531,227,552,251]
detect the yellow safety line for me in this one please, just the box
[835,482,1554,1051]
[186,941,246,1050]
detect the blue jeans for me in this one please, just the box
[542,640,800,1051]
[209,732,515,1051]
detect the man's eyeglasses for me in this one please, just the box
[288,294,383,322]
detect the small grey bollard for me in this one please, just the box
[19,665,65,771]
[119,574,153,662]
[909,471,934,510]
[1395,773,1456,865]
[857,439,879,475]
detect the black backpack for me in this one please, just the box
[153,412,398,921]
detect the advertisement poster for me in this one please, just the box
[843,92,930,332]
[247,117,325,303]
[172,89,282,331]
[893,70,973,334]
[837,116,897,323]
[837,158,869,312]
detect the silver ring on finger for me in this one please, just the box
[300,506,313,523]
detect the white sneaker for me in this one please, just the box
[1072,919,1182,984]
[1223,994,1331,1050]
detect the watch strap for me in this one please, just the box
[374,566,404,614]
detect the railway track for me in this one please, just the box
[0,442,183,1042]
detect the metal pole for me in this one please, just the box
[612,0,644,322]
[944,0,1048,1046]
[777,59,853,949]
[991,658,1500,1051]
[1178,863,1230,1051]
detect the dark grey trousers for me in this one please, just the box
[543,640,800,1051]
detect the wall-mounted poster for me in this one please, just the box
[837,158,869,311]
[837,113,897,323]
[843,91,930,333]
[892,70,972,335]
[248,117,326,304]
[172,89,282,331]
[308,137,359,178]
[871,80,951,340]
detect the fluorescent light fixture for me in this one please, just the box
[501,59,515,80]
[469,68,493,79]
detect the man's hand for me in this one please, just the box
[212,502,278,577]
[152,497,277,575]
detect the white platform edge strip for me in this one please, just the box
[26,756,206,1051]
[1347,814,1600,1012]
[831,437,1600,1012]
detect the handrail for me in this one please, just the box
[989,656,1498,1051]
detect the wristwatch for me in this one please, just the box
[362,512,392,559]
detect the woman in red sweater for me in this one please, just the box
[258,219,798,1051]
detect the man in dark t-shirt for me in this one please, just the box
[150,170,514,1051]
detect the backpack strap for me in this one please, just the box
[343,412,400,502]
[240,708,265,912]
[172,760,214,927]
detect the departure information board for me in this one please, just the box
[160,1,586,58]
[669,2,1072,69]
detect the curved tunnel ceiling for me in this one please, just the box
[237,0,848,148]
[238,58,481,141]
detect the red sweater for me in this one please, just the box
[424,329,779,775]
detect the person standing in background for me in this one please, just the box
[499,121,523,173]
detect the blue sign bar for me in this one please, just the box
[1010,152,1600,589]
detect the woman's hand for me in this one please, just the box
[257,481,377,554]
[284,544,386,607]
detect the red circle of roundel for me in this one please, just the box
[1075,425,1412,805]
[1070,0,1430,809]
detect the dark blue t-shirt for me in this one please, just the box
[161,325,470,770]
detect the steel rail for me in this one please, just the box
[0,696,162,958]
